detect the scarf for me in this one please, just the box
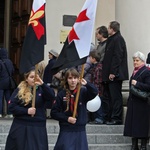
[133,64,145,76]
[65,88,77,116]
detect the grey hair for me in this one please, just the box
[133,51,145,62]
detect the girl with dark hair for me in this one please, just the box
[51,68,98,150]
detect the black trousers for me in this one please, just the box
[103,80,123,122]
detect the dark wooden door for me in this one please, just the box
[10,0,33,83]
[0,0,5,47]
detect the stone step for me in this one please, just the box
[86,125,125,134]
[1,144,149,150]
[0,120,126,134]
[0,133,131,144]
[0,144,132,150]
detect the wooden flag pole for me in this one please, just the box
[32,64,38,116]
[72,64,85,118]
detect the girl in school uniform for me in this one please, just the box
[5,67,55,150]
[51,68,98,150]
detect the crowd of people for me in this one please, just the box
[0,21,150,150]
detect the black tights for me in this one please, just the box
[131,138,149,150]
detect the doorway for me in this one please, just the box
[0,0,5,47]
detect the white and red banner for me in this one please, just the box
[68,0,97,58]
[52,0,98,74]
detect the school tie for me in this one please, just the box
[70,89,77,115]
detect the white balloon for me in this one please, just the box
[86,95,101,112]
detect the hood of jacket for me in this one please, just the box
[0,48,8,59]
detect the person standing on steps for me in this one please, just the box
[124,51,150,150]
[43,49,59,86]
[5,67,55,150]
[51,68,98,150]
[102,21,129,125]
[96,26,108,62]
[43,49,59,117]
[87,50,104,124]
[0,48,15,118]
[89,25,108,124]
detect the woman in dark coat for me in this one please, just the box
[43,49,58,85]
[5,68,55,150]
[0,48,15,117]
[124,51,150,150]
[51,68,98,150]
[43,49,59,111]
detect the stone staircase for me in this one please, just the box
[1,118,149,150]
[1,82,150,150]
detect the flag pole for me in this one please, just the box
[73,64,85,118]
[32,64,38,116]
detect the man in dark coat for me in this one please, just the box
[102,21,129,125]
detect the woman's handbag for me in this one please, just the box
[130,85,150,100]
[130,68,150,100]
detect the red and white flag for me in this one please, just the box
[20,0,46,74]
[52,0,98,74]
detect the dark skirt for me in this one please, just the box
[54,131,88,150]
[124,98,150,138]
[5,121,48,150]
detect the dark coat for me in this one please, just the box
[51,82,98,128]
[0,48,14,90]
[43,58,56,84]
[5,83,55,150]
[102,31,129,82]
[124,66,150,138]
[146,52,150,64]
[51,82,98,150]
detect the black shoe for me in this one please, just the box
[106,120,122,125]
[140,138,148,150]
[89,119,104,125]
[131,147,139,150]
[131,138,139,150]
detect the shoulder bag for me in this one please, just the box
[130,68,150,100]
